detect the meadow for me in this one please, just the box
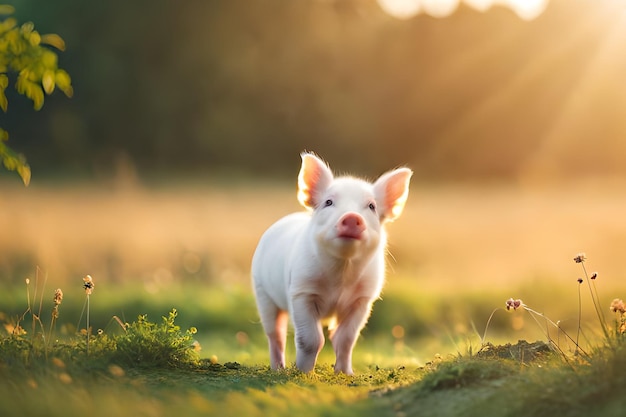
[1,178,626,416]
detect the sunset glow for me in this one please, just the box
[377,0,550,20]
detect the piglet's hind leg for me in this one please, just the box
[256,290,288,369]
[268,310,288,369]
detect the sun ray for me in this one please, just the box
[520,1,626,181]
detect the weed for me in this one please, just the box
[481,252,626,364]
[609,298,626,335]
[1,271,200,373]
[112,309,199,368]
[48,288,63,345]
[12,269,50,361]
[502,297,589,362]
[80,274,94,355]
[574,253,610,341]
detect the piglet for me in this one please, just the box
[252,152,412,374]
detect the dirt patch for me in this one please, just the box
[476,340,554,363]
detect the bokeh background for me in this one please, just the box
[1,0,626,367]
[2,0,626,182]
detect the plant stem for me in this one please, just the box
[576,283,582,355]
[86,294,90,356]
[581,263,610,341]
[481,308,501,344]
[523,304,590,360]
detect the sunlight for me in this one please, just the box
[520,0,626,182]
[423,0,460,17]
[377,0,549,20]
[376,0,421,20]
[505,0,549,20]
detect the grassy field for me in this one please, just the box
[1,179,626,416]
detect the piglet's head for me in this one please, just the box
[297,152,412,261]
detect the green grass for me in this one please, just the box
[1,276,625,417]
[2,332,626,417]
[383,343,626,417]
[0,300,425,417]
[0,362,418,417]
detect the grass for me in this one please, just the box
[2,179,626,416]
[2,323,626,417]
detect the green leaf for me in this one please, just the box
[0,17,17,35]
[0,7,72,185]
[0,129,30,186]
[40,49,57,68]
[42,69,55,94]
[18,78,44,110]
[40,33,65,51]
[20,21,33,36]
[17,162,30,185]
[28,30,40,46]
[55,69,73,97]
[0,5,15,15]
[28,82,44,110]
[0,74,7,111]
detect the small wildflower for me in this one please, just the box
[609,298,626,314]
[51,288,63,320]
[83,275,94,295]
[573,253,587,263]
[577,278,583,284]
[25,278,30,285]
[506,298,523,311]
[53,288,63,306]
[591,272,598,280]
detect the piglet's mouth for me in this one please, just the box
[337,232,363,240]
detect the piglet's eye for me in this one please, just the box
[368,202,376,211]
[324,199,333,207]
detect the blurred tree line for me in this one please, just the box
[1,0,625,182]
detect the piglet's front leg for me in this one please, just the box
[330,297,373,375]
[291,295,325,373]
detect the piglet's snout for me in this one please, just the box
[336,212,366,239]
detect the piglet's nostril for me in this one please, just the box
[337,213,366,239]
[342,214,362,227]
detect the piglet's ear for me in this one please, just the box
[373,167,412,222]
[297,152,334,209]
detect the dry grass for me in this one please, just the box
[0,181,299,287]
[2,178,626,288]
[1,178,626,355]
